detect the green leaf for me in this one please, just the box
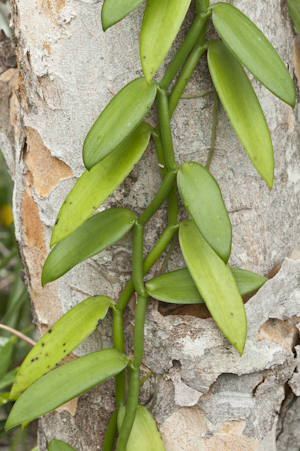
[118,405,166,451]
[177,162,232,262]
[140,0,192,83]
[48,439,77,451]
[5,349,129,430]
[83,78,157,170]
[207,40,274,189]
[179,220,247,355]
[10,296,115,398]
[51,123,152,246]
[288,0,300,34]
[42,208,137,286]
[0,337,13,379]
[102,0,145,31]
[0,368,18,391]
[146,267,267,304]
[0,393,10,407]
[211,3,295,107]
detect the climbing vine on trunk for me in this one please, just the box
[4,1,295,450]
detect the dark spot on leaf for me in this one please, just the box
[31,359,34,362]
[36,357,39,360]
[63,343,66,346]
[56,363,58,366]
[55,219,59,225]
[46,353,48,356]
[42,343,45,347]
[49,329,52,333]
[69,202,72,204]
[64,350,66,352]
[143,56,146,59]
[47,365,50,368]
[231,313,233,316]
[97,319,102,327]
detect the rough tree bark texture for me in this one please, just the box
[1,0,300,449]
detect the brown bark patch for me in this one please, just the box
[203,421,259,451]
[256,318,299,353]
[41,0,65,17]
[24,127,73,198]
[293,38,300,90]
[22,189,46,254]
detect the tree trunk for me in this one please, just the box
[1,0,300,449]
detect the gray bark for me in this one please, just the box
[1,0,300,449]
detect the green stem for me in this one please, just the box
[206,88,219,169]
[160,12,209,90]
[116,295,149,451]
[169,43,207,118]
[139,370,153,387]
[156,87,178,172]
[113,309,126,407]
[181,88,213,99]
[132,223,146,296]
[103,409,119,451]
[160,231,178,275]
[138,171,177,226]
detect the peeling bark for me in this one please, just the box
[1,0,300,449]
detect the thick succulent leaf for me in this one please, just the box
[48,440,77,451]
[288,0,300,34]
[118,405,166,451]
[5,349,129,430]
[51,123,152,246]
[102,0,144,31]
[146,267,267,304]
[211,3,295,107]
[0,337,13,379]
[179,220,247,355]
[42,208,137,286]
[140,0,192,83]
[10,296,115,398]
[177,162,232,262]
[83,78,157,170]
[207,40,274,188]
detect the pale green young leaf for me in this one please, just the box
[48,439,77,451]
[102,0,144,31]
[207,40,274,188]
[211,3,295,107]
[83,77,157,170]
[42,208,137,286]
[51,123,152,246]
[288,0,300,34]
[10,296,115,398]
[5,349,129,430]
[146,267,267,304]
[177,162,232,262]
[140,0,192,83]
[118,404,166,451]
[179,220,247,355]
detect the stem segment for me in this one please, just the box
[116,295,149,451]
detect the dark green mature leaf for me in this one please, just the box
[102,0,144,31]
[177,162,232,262]
[51,123,152,246]
[288,0,300,34]
[0,337,13,379]
[49,439,77,451]
[83,78,157,170]
[211,3,295,107]
[140,0,192,83]
[10,296,115,398]
[207,40,274,188]
[118,404,166,451]
[42,208,137,286]
[179,220,247,355]
[146,267,267,304]
[5,349,129,430]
